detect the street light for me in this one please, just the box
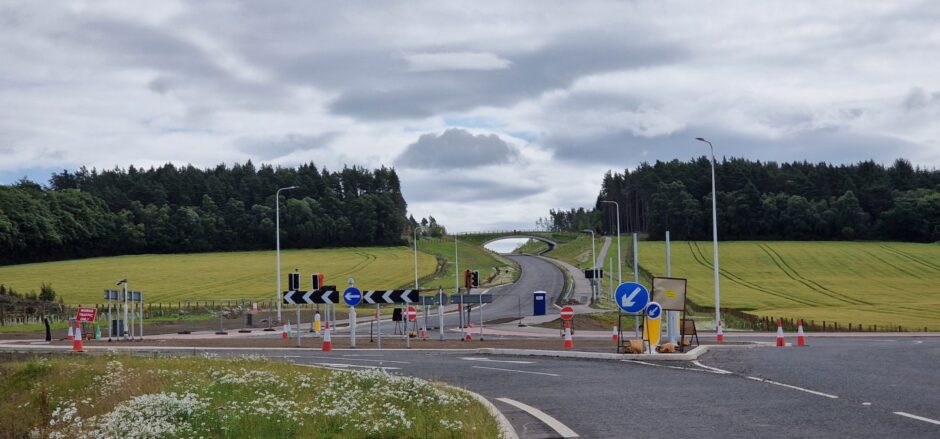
[582,229,597,303]
[413,225,425,289]
[275,185,298,322]
[599,200,621,287]
[696,137,721,331]
[116,278,127,340]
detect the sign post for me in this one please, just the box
[406,306,416,348]
[438,286,445,341]
[615,282,650,350]
[644,302,663,353]
[345,280,361,349]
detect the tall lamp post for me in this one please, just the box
[413,225,425,289]
[696,137,721,330]
[600,200,621,287]
[275,185,298,322]
[582,229,597,303]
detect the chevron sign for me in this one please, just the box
[362,289,419,304]
[283,286,338,304]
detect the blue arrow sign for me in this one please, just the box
[615,282,649,313]
[343,287,362,306]
[645,302,662,319]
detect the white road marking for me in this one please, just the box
[496,397,579,438]
[281,355,409,364]
[862,402,872,406]
[625,360,717,373]
[914,341,924,344]
[692,360,733,374]
[461,357,535,364]
[306,362,400,371]
[894,411,940,426]
[471,365,559,377]
[746,376,839,399]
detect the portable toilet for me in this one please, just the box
[533,291,547,316]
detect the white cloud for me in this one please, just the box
[403,51,511,72]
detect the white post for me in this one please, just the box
[376,304,381,349]
[456,236,464,340]
[608,257,614,302]
[590,232,596,303]
[601,201,622,287]
[349,277,357,349]
[139,293,144,341]
[479,287,484,341]
[438,287,445,341]
[697,137,722,330]
[666,231,678,344]
[122,283,128,340]
[107,294,112,340]
[275,186,298,323]
[633,232,640,338]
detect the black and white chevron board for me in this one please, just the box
[283,286,338,304]
[362,289,419,304]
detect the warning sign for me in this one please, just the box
[76,307,97,322]
[651,277,687,311]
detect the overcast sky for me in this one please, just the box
[3,1,940,232]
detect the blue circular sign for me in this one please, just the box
[343,287,362,306]
[645,302,662,319]
[615,282,649,313]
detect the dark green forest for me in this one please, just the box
[0,162,408,265]
[544,158,940,242]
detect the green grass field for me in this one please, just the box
[0,247,437,305]
[414,237,515,290]
[637,241,940,331]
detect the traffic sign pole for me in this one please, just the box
[347,278,358,349]
[438,287,445,341]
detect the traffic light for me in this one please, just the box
[288,271,300,291]
[312,273,324,290]
[471,270,480,287]
[464,269,472,289]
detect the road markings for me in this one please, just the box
[496,398,579,438]
[304,362,401,371]
[282,355,409,364]
[471,366,559,377]
[624,360,717,373]
[461,357,535,364]
[745,376,839,399]
[692,360,733,374]
[894,411,940,426]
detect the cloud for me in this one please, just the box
[404,176,545,203]
[404,51,511,72]
[395,128,518,169]
[236,132,336,161]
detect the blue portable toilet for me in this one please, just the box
[533,291,547,316]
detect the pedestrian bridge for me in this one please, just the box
[456,230,563,253]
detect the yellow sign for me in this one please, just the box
[643,302,663,350]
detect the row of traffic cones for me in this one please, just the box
[776,318,808,347]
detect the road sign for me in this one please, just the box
[615,282,649,313]
[283,286,338,304]
[76,307,97,322]
[449,294,493,304]
[343,287,362,306]
[419,295,448,306]
[407,306,417,321]
[362,289,419,304]
[103,289,119,300]
[644,301,663,348]
[583,269,603,279]
[560,306,575,321]
[651,277,687,311]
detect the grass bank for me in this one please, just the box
[0,354,500,438]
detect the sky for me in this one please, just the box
[2,1,940,232]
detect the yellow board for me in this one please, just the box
[644,302,663,349]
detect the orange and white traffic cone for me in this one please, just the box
[716,320,725,343]
[563,326,574,349]
[420,327,428,338]
[67,320,74,341]
[797,320,807,347]
[776,319,785,347]
[282,322,289,340]
[72,326,84,352]
[612,326,619,343]
[464,331,472,342]
[322,328,333,352]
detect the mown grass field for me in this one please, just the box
[637,241,940,331]
[0,354,499,438]
[414,237,515,290]
[0,247,437,305]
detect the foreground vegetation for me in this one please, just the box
[0,247,436,305]
[0,354,499,438]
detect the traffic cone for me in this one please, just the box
[612,326,619,343]
[282,322,289,340]
[420,327,428,338]
[71,326,84,352]
[563,326,574,349]
[325,319,331,330]
[95,325,101,341]
[464,331,472,342]
[67,320,74,341]
[797,320,807,347]
[716,320,725,343]
[776,319,785,347]
[322,328,332,352]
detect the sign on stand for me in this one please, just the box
[615,282,650,313]
[644,302,663,353]
[651,277,687,311]
[560,306,575,321]
[406,306,417,321]
[76,308,97,322]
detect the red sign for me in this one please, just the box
[76,307,97,322]
[406,306,417,321]
[560,306,575,321]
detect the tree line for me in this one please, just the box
[0,161,409,265]
[542,157,940,242]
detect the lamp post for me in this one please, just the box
[582,229,597,303]
[600,200,621,286]
[696,137,721,330]
[116,278,127,340]
[413,226,425,289]
[275,185,298,322]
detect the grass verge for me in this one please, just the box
[0,353,501,438]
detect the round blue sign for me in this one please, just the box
[615,282,649,313]
[343,287,362,306]
[645,302,662,319]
